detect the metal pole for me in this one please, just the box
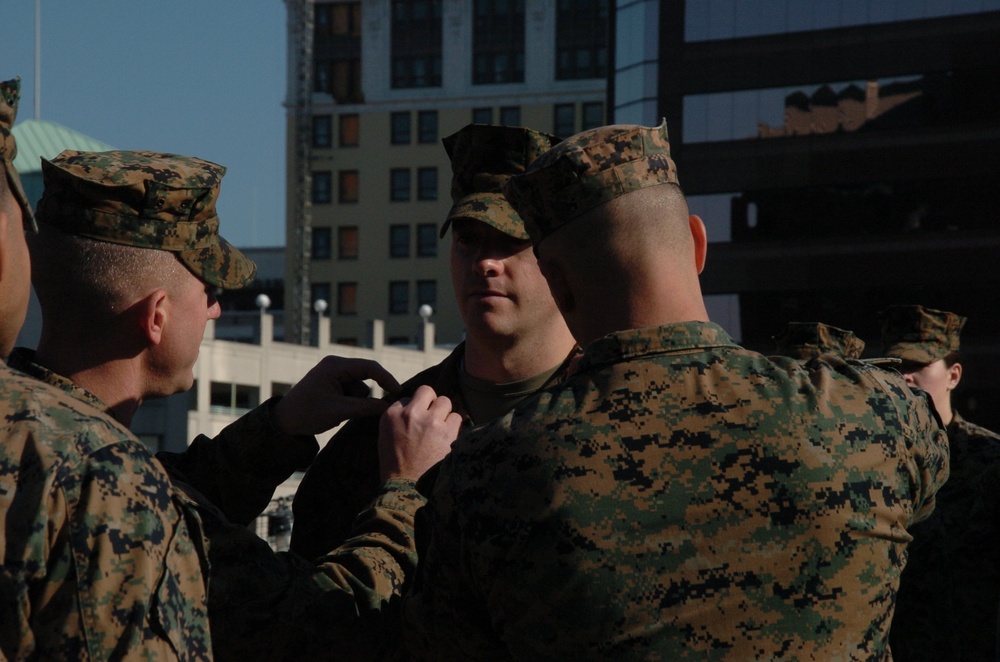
[34,0,41,120]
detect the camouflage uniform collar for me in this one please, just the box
[7,347,115,418]
[579,321,738,372]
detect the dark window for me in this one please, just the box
[391,112,411,144]
[339,170,359,203]
[555,0,608,80]
[390,224,411,257]
[472,107,493,124]
[338,226,359,259]
[311,282,331,309]
[315,58,363,103]
[210,382,260,413]
[313,115,333,148]
[473,0,525,85]
[554,103,575,138]
[389,281,409,315]
[316,2,361,38]
[390,169,411,201]
[500,106,521,126]
[417,280,437,309]
[418,110,438,143]
[418,167,437,200]
[312,171,333,203]
[417,223,437,257]
[337,282,358,315]
[314,3,363,102]
[312,227,332,259]
[339,113,360,146]
[582,101,604,130]
[391,0,443,88]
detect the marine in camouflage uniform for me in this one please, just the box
[291,124,577,563]
[881,305,1000,661]
[772,321,866,361]
[0,79,212,660]
[401,123,950,660]
[20,149,442,660]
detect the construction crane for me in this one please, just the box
[285,0,314,346]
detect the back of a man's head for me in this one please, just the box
[504,122,707,340]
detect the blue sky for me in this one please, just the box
[1,1,288,247]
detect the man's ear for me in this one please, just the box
[538,254,574,315]
[689,215,707,274]
[137,289,169,346]
[947,362,963,392]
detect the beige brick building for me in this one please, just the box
[284,0,608,347]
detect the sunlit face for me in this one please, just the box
[449,218,563,344]
[898,358,961,419]
[149,268,220,396]
[0,193,30,358]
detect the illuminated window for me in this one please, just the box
[339,170,359,203]
[339,113,359,147]
[337,282,358,315]
[338,226,358,259]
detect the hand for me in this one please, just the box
[378,385,462,480]
[271,355,401,436]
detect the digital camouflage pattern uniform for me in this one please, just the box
[772,321,866,361]
[881,305,1000,661]
[402,123,950,660]
[0,79,211,660]
[291,123,567,560]
[25,150,440,660]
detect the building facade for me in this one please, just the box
[612,0,1000,430]
[284,0,609,347]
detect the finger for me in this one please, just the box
[408,385,440,410]
[343,381,372,399]
[340,398,392,418]
[324,357,401,394]
[428,394,455,419]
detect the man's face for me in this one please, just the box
[450,218,562,344]
[0,189,30,358]
[149,267,221,396]
[899,358,961,419]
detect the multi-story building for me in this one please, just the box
[612,0,1000,430]
[284,0,609,347]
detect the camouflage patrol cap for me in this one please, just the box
[879,304,966,364]
[773,322,865,361]
[503,121,679,242]
[36,150,255,289]
[439,124,560,240]
[0,78,37,232]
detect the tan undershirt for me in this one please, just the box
[458,361,564,425]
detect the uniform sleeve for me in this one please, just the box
[898,386,951,525]
[157,396,318,526]
[402,451,510,661]
[289,414,383,560]
[1,434,212,661]
[187,477,426,661]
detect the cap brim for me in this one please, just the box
[883,343,945,365]
[441,192,529,240]
[178,235,256,289]
[6,163,37,232]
